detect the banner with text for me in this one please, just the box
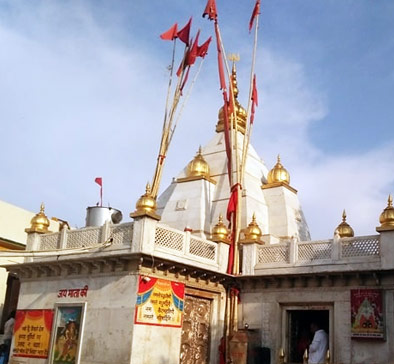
[13,309,54,358]
[135,277,185,327]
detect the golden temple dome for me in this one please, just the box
[25,203,51,234]
[241,213,263,244]
[216,63,247,135]
[130,183,160,220]
[335,210,354,238]
[267,155,290,185]
[377,194,394,232]
[186,147,210,178]
[211,214,229,244]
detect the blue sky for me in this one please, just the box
[0,0,393,239]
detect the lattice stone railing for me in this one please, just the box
[38,222,133,251]
[341,235,380,258]
[298,240,332,261]
[256,235,380,266]
[258,245,288,264]
[154,225,218,263]
[40,233,61,250]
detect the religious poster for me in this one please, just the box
[135,277,185,327]
[49,305,84,364]
[13,309,54,358]
[351,289,384,339]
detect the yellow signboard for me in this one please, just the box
[135,277,185,327]
[13,310,54,358]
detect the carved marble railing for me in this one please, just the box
[38,222,134,251]
[154,225,218,263]
[35,219,228,272]
[247,235,382,275]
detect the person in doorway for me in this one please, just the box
[308,321,328,364]
[3,311,15,364]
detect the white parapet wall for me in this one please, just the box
[242,234,383,275]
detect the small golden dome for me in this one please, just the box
[216,64,247,135]
[267,155,290,185]
[377,195,394,232]
[186,147,210,178]
[211,214,229,243]
[130,183,161,220]
[241,213,263,243]
[25,203,51,234]
[335,210,354,238]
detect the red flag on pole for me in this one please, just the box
[250,74,258,124]
[226,184,239,274]
[186,30,200,66]
[197,36,212,58]
[202,0,218,21]
[249,0,261,32]
[177,17,192,45]
[95,177,103,207]
[160,23,178,41]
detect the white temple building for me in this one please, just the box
[4,69,394,364]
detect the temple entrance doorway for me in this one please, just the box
[285,307,331,364]
[179,295,212,364]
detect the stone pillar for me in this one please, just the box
[25,233,40,263]
[217,241,230,273]
[241,243,258,275]
[131,216,158,254]
[378,230,394,270]
[59,226,68,249]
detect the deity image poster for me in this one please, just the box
[135,277,185,327]
[351,289,384,339]
[50,305,84,364]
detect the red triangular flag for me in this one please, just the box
[252,74,258,108]
[160,23,178,41]
[197,36,212,58]
[250,74,258,124]
[186,30,200,66]
[249,0,261,32]
[202,0,218,21]
[177,17,192,46]
[94,177,102,187]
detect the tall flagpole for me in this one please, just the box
[241,1,260,185]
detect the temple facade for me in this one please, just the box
[4,72,394,364]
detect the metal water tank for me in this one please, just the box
[85,206,123,227]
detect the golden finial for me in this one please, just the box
[240,213,263,244]
[145,182,152,194]
[266,155,290,185]
[216,53,247,134]
[376,194,394,232]
[211,213,230,244]
[342,209,347,222]
[25,202,51,234]
[335,209,354,238]
[130,182,161,220]
[186,147,210,178]
[228,53,240,63]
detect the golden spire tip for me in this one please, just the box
[40,202,45,212]
[145,182,151,194]
[342,209,347,221]
[388,194,393,207]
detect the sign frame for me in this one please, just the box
[48,302,87,364]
